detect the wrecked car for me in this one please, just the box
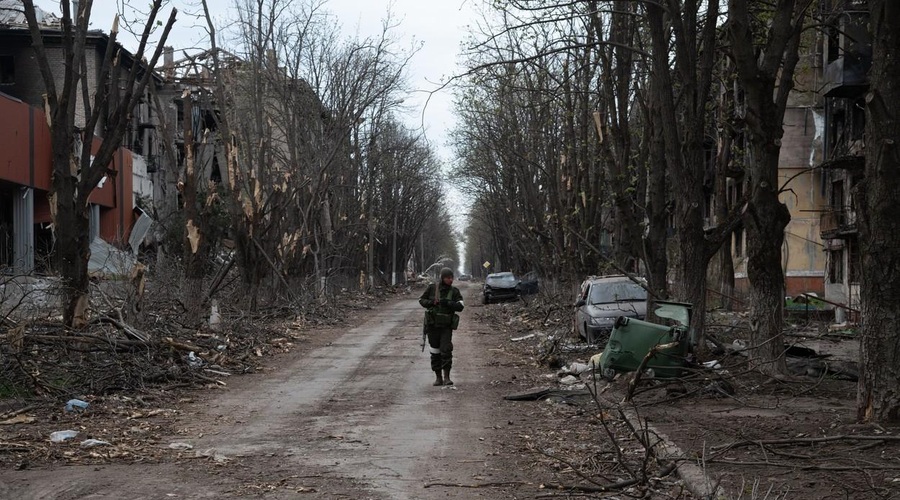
[574,275,647,345]
[483,272,520,304]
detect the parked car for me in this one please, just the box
[458,273,472,281]
[483,272,520,304]
[574,275,648,344]
[517,271,539,296]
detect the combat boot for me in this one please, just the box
[433,370,443,386]
[442,368,453,385]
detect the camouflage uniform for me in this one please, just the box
[419,268,465,385]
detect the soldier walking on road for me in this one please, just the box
[419,267,465,386]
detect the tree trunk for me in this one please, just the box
[181,94,208,320]
[643,90,668,311]
[645,2,719,347]
[857,0,900,423]
[714,151,737,312]
[53,173,91,327]
[728,0,806,375]
[744,176,790,374]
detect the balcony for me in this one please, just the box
[822,9,871,97]
[820,208,858,240]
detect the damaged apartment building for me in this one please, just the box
[0,2,185,275]
[0,1,322,280]
[818,0,870,322]
[716,0,869,323]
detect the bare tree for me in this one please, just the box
[644,0,728,345]
[20,0,176,327]
[727,0,812,374]
[194,0,443,305]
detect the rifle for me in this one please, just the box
[422,267,441,352]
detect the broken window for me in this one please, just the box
[826,25,840,64]
[831,179,844,225]
[850,98,865,142]
[733,227,744,258]
[0,55,13,85]
[210,156,222,183]
[848,237,861,284]
[828,249,844,284]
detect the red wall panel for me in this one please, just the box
[0,93,32,185]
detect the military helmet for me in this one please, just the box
[440,267,454,279]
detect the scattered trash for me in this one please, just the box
[195,448,230,463]
[50,430,79,443]
[209,299,222,332]
[559,375,580,385]
[168,442,194,450]
[504,386,594,402]
[65,399,90,412]
[505,387,552,401]
[186,352,203,368]
[702,360,722,370]
[80,439,110,448]
[511,333,536,342]
[558,362,591,376]
[589,352,603,369]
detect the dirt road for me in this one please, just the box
[0,283,527,499]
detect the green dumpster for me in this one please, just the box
[599,301,691,379]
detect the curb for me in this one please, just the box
[619,407,728,499]
[645,421,727,499]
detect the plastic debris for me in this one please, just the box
[702,360,722,370]
[65,399,90,412]
[50,430,79,443]
[80,439,110,448]
[186,351,203,368]
[195,448,230,463]
[559,362,591,375]
[209,300,222,332]
[589,352,603,369]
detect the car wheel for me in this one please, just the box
[584,324,595,344]
[483,296,490,305]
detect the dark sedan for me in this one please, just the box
[483,272,520,304]
[574,276,647,344]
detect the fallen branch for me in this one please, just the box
[28,334,146,348]
[163,337,203,353]
[537,462,677,494]
[424,481,534,489]
[92,315,150,343]
[712,434,900,452]
[707,459,900,471]
[624,341,680,402]
[0,404,41,420]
